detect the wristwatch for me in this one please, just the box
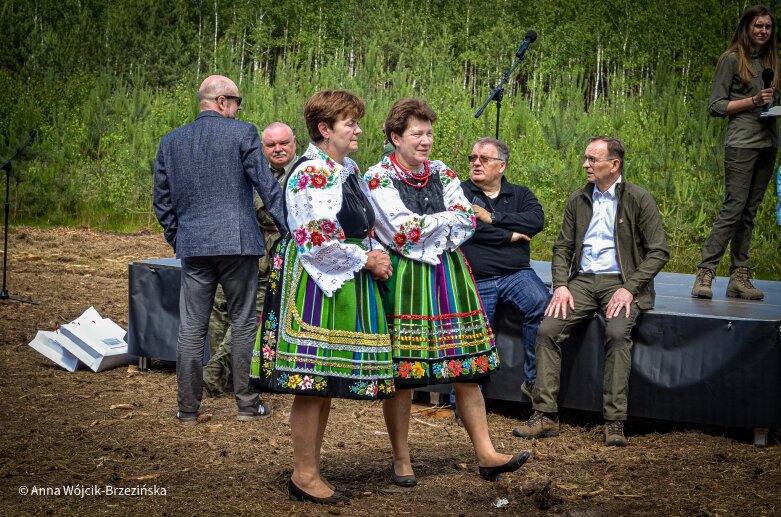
[490,212,496,224]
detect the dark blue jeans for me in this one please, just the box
[449,268,550,410]
[476,269,551,385]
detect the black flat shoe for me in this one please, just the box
[478,451,531,481]
[390,464,417,487]
[288,479,350,505]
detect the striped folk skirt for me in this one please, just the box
[250,237,395,400]
[383,249,498,389]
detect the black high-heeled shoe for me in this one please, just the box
[288,478,350,505]
[478,451,531,481]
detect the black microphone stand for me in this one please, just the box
[475,42,533,139]
[1,131,39,304]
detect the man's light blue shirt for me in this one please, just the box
[579,176,621,274]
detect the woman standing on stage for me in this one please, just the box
[692,4,779,301]
[250,90,393,505]
[364,97,530,486]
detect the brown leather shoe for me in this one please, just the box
[691,268,714,299]
[512,411,559,439]
[604,420,628,447]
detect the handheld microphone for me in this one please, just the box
[515,30,538,60]
[762,68,774,112]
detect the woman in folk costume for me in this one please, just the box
[250,90,393,505]
[363,98,530,486]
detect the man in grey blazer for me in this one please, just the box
[153,75,287,425]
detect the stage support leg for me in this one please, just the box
[753,427,769,448]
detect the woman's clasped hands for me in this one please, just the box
[365,249,392,281]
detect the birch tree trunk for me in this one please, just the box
[197,7,203,77]
[463,3,470,90]
[283,20,289,66]
[239,27,246,85]
[213,0,218,71]
[315,6,323,72]
[594,39,602,102]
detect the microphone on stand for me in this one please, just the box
[762,68,774,112]
[475,29,538,138]
[515,30,538,60]
[2,130,38,172]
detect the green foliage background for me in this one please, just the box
[1,0,779,278]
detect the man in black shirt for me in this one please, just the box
[460,137,551,399]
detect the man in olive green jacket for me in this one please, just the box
[513,136,669,447]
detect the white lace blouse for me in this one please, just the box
[285,143,385,297]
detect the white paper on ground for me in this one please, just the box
[27,331,80,372]
[53,328,102,368]
[57,306,136,372]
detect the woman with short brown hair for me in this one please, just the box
[364,97,530,486]
[251,89,394,505]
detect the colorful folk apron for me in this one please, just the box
[250,237,395,399]
[383,249,498,389]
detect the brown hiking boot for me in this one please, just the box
[512,411,560,439]
[604,420,628,447]
[726,267,764,300]
[691,268,715,299]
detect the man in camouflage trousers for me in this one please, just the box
[203,122,298,397]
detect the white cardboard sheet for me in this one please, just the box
[27,307,136,372]
[27,331,80,372]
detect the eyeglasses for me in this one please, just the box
[585,155,616,165]
[214,95,242,106]
[468,154,504,164]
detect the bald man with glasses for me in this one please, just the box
[153,75,287,425]
[203,122,298,399]
[513,136,668,447]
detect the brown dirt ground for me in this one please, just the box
[0,227,779,517]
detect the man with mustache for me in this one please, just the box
[203,122,298,398]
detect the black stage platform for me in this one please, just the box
[127,259,780,444]
[456,261,781,446]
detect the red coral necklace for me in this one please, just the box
[390,153,430,189]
